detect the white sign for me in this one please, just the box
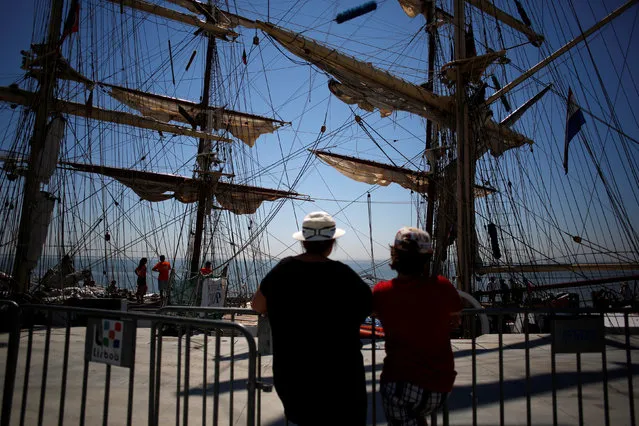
[552,317,605,353]
[91,319,124,366]
[201,277,227,307]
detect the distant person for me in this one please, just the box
[510,278,523,304]
[251,211,372,425]
[500,278,510,304]
[524,278,534,304]
[373,227,462,426]
[200,261,213,275]
[486,277,498,303]
[135,257,148,303]
[621,282,633,303]
[152,255,171,301]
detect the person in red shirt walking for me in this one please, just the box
[373,227,462,426]
[152,255,171,301]
[200,261,213,275]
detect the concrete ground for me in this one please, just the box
[1,325,638,425]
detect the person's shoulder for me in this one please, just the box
[264,256,295,275]
[329,259,357,272]
[274,256,296,268]
[434,275,459,293]
[434,275,454,285]
[373,279,393,292]
[332,260,366,280]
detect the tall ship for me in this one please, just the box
[0,0,637,319]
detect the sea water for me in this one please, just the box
[1,254,636,307]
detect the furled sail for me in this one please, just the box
[214,181,305,215]
[164,0,256,30]
[254,20,454,127]
[0,85,230,142]
[440,50,508,87]
[107,0,248,41]
[313,150,431,193]
[60,161,307,215]
[255,20,533,158]
[313,150,498,196]
[60,161,210,203]
[25,191,57,270]
[35,115,65,184]
[108,85,288,147]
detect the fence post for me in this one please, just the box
[1,300,22,426]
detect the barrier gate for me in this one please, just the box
[0,301,259,426]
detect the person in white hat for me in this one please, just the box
[251,211,372,425]
[372,226,462,426]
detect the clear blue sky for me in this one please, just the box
[0,0,637,276]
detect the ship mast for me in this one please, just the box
[189,0,217,279]
[11,0,64,292]
[454,0,474,294]
[424,0,437,253]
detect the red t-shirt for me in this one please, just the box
[153,261,171,281]
[135,264,147,278]
[372,275,462,392]
[200,267,212,275]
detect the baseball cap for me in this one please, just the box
[393,226,433,254]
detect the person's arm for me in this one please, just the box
[152,263,158,272]
[251,288,267,315]
[450,308,462,328]
[443,277,463,329]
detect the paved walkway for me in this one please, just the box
[1,326,637,425]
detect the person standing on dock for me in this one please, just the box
[500,278,510,305]
[200,261,213,275]
[373,227,462,426]
[486,276,498,303]
[152,255,171,302]
[135,257,148,303]
[251,211,372,426]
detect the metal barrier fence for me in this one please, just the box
[0,302,258,426]
[2,303,638,426]
[425,307,638,426]
[154,305,639,426]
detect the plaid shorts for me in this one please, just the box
[380,381,447,426]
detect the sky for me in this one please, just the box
[0,0,637,282]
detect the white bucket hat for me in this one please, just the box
[292,211,346,241]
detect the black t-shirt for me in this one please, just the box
[260,256,372,424]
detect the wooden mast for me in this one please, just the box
[11,0,65,292]
[454,0,474,294]
[424,0,437,258]
[189,0,217,279]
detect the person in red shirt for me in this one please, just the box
[134,257,148,303]
[200,261,213,275]
[152,255,171,301]
[373,227,462,426]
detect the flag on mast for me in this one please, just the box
[60,0,80,45]
[563,88,586,174]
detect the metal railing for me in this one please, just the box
[420,307,638,426]
[0,302,258,426]
[2,302,637,426]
